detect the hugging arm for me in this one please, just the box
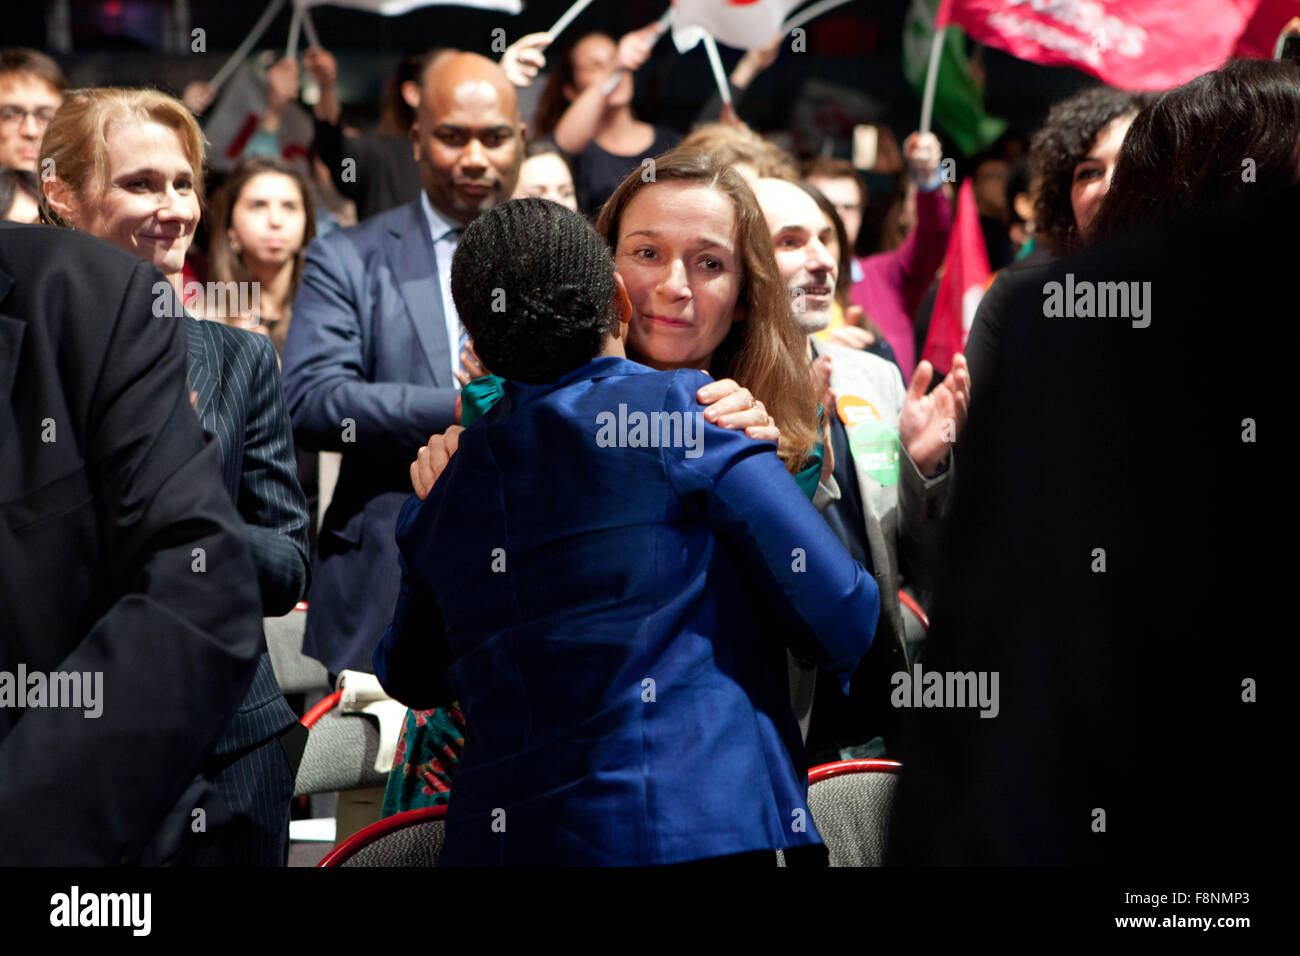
[662,372,878,691]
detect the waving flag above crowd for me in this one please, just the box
[935,0,1264,90]
[903,0,1006,155]
[921,178,990,377]
[670,0,803,52]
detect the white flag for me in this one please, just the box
[670,0,801,52]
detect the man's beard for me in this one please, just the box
[791,305,833,334]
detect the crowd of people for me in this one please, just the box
[0,16,1296,867]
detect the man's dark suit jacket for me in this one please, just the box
[283,198,459,675]
[0,224,264,864]
[185,314,308,755]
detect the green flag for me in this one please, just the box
[902,0,1006,156]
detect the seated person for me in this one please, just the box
[374,198,878,866]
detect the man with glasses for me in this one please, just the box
[0,49,66,173]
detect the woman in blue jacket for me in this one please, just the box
[374,198,878,866]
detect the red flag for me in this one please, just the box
[1233,0,1300,59]
[936,0,1263,90]
[922,179,989,376]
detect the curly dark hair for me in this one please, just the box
[1089,58,1300,242]
[1029,85,1148,255]
[451,198,619,384]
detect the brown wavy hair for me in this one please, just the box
[206,155,316,353]
[595,147,818,473]
[38,87,207,228]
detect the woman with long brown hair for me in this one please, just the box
[40,87,310,866]
[206,155,317,354]
[596,147,820,476]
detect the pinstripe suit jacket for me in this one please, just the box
[185,315,308,753]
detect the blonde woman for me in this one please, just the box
[40,87,310,866]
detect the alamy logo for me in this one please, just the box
[0,665,102,718]
[153,279,260,319]
[50,886,151,936]
[1042,273,1151,328]
[890,664,999,718]
[595,405,704,459]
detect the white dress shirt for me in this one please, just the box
[420,190,465,388]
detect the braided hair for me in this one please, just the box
[451,198,619,384]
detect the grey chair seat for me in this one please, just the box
[335,814,447,867]
[294,708,388,797]
[805,767,899,867]
[264,608,330,697]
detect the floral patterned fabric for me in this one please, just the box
[380,703,466,817]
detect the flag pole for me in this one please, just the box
[918,24,944,135]
[209,0,289,93]
[301,3,321,50]
[286,1,304,59]
[701,33,732,105]
[547,0,598,42]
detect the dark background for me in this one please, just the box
[7,0,1098,151]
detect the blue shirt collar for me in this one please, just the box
[420,190,463,243]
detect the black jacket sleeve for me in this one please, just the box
[0,247,264,865]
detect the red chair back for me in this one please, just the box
[318,805,448,867]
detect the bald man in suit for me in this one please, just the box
[283,53,525,676]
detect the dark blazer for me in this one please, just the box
[282,198,459,675]
[184,315,308,754]
[375,358,879,865]
[0,224,263,864]
[887,187,1291,866]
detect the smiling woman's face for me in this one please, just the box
[77,120,200,276]
[614,181,744,372]
[1071,112,1134,237]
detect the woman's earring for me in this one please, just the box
[229,234,242,254]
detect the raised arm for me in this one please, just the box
[553,22,660,155]
[894,133,954,316]
[282,234,458,454]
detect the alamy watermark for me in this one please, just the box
[595,404,704,459]
[0,665,102,718]
[891,663,999,718]
[1042,273,1151,328]
[50,886,150,936]
[153,280,260,319]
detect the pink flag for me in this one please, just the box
[922,179,989,377]
[936,0,1264,90]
